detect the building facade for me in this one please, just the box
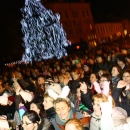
[44,2,96,44]
[122,19,130,37]
[95,22,124,42]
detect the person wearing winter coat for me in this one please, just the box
[22,110,40,130]
[80,82,130,130]
[112,69,130,116]
[111,66,122,90]
[51,98,90,130]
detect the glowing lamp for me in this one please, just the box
[76,46,80,49]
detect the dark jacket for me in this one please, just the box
[46,107,56,121]
[38,118,55,130]
[69,79,80,94]
[112,88,130,116]
[111,75,120,89]
[81,91,93,111]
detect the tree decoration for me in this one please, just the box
[21,0,70,63]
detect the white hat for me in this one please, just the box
[48,86,70,100]
[48,83,62,95]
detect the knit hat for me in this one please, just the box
[8,96,15,102]
[0,116,9,129]
[0,93,8,105]
[116,55,126,63]
[47,83,62,95]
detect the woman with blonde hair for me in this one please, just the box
[80,82,130,130]
[65,118,84,130]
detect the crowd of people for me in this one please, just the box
[0,43,130,130]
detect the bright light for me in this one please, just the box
[124,29,127,35]
[76,46,80,49]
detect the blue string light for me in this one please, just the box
[21,0,71,63]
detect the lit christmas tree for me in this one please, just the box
[21,0,70,63]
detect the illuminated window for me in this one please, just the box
[124,29,127,35]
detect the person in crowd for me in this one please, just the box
[0,80,15,119]
[0,79,10,96]
[98,73,111,96]
[87,58,96,73]
[89,73,99,95]
[58,73,65,88]
[30,96,44,117]
[22,110,40,130]
[94,55,110,73]
[112,69,130,116]
[43,92,56,121]
[53,74,59,84]
[30,96,55,130]
[51,97,90,130]
[65,118,84,130]
[74,86,82,112]
[43,83,62,121]
[36,75,46,96]
[111,66,122,90]
[80,82,130,130]
[116,54,129,71]
[81,64,92,84]
[69,69,81,94]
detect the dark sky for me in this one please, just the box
[89,0,130,22]
[0,0,130,62]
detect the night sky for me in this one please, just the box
[0,0,130,62]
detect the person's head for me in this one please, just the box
[83,64,90,72]
[122,69,130,84]
[96,55,103,63]
[58,74,64,84]
[90,73,98,84]
[71,69,81,80]
[111,66,122,77]
[61,73,70,85]
[99,73,111,89]
[88,58,95,65]
[54,98,71,120]
[92,93,115,117]
[65,118,83,130]
[53,74,59,83]
[116,55,126,68]
[37,75,45,86]
[30,97,44,115]
[43,92,54,110]
[75,60,82,68]
[22,110,40,130]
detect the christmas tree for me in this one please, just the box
[21,0,70,63]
